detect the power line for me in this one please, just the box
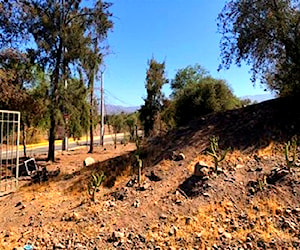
[104,89,135,107]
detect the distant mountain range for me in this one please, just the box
[241,93,275,103]
[105,104,140,115]
[105,94,275,115]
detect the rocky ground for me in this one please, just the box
[0,97,300,249]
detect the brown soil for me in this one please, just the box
[0,97,300,250]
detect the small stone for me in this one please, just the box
[159,214,167,220]
[175,200,182,205]
[111,231,124,242]
[104,200,116,208]
[246,242,253,249]
[236,164,244,169]
[223,232,232,239]
[132,200,140,208]
[140,182,151,191]
[203,176,210,181]
[185,217,192,225]
[178,153,185,160]
[275,208,283,215]
[138,234,146,242]
[55,243,65,249]
[174,153,185,161]
[216,167,224,174]
[169,225,178,236]
[285,208,292,215]
[292,208,300,214]
[203,192,210,197]
[84,157,95,167]
[194,161,210,177]
[15,202,23,207]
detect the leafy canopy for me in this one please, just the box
[218,0,300,96]
[171,64,209,96]
[0,0,113,161]
[174,77,241,126]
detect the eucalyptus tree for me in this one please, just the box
[80,40,103,153]
[0,0,113,161]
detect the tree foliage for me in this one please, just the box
[174,77,241,126]
[125,112,138,140]
[0,49,32,109]
[59,78,90,140]
[171,64,209,96]
[0,0,113,161]
[218,0,300,96]
[140,58,168,137]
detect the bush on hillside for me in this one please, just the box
[174,77,241,126]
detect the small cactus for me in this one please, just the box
[285,136,298,170]
[87,172,105,202]
[136,155,143,184]
[258,175,267,191]
[206,136,230,173]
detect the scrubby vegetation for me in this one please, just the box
[1,0,300,249]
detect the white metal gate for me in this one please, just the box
[0,110,20,195]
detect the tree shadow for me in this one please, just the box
[61,150,137,194]
[145,97,300,162]
[178,175,209,198]
[31,97,300,194]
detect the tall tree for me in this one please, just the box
[0,0,113,161]
[80,40,103,153]
[218,0,300,96]
[140,58,168,137]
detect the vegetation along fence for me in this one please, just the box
[0,110,20,195]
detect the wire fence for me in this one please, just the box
[0,110,20,195]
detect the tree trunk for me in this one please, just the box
[47,41,62,162]
[48,113,56,162]
[88,70,95,153]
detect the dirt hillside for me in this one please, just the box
[0,97,300,250]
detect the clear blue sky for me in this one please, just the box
[102,0,270,107]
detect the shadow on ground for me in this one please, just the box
[35,97,300,193]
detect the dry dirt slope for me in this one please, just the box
[0,97,300,249]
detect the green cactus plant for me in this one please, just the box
[206,136,230,173]
[136,155,143,184]
[258,175,267,191]
[285,136,298,170]
[87,172,105,202]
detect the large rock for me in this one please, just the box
[194,161,210,177]
[84,157,95,167]
[170,151,186,161]
[266,167,289,184]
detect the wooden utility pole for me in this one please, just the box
[100,71,105,146]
